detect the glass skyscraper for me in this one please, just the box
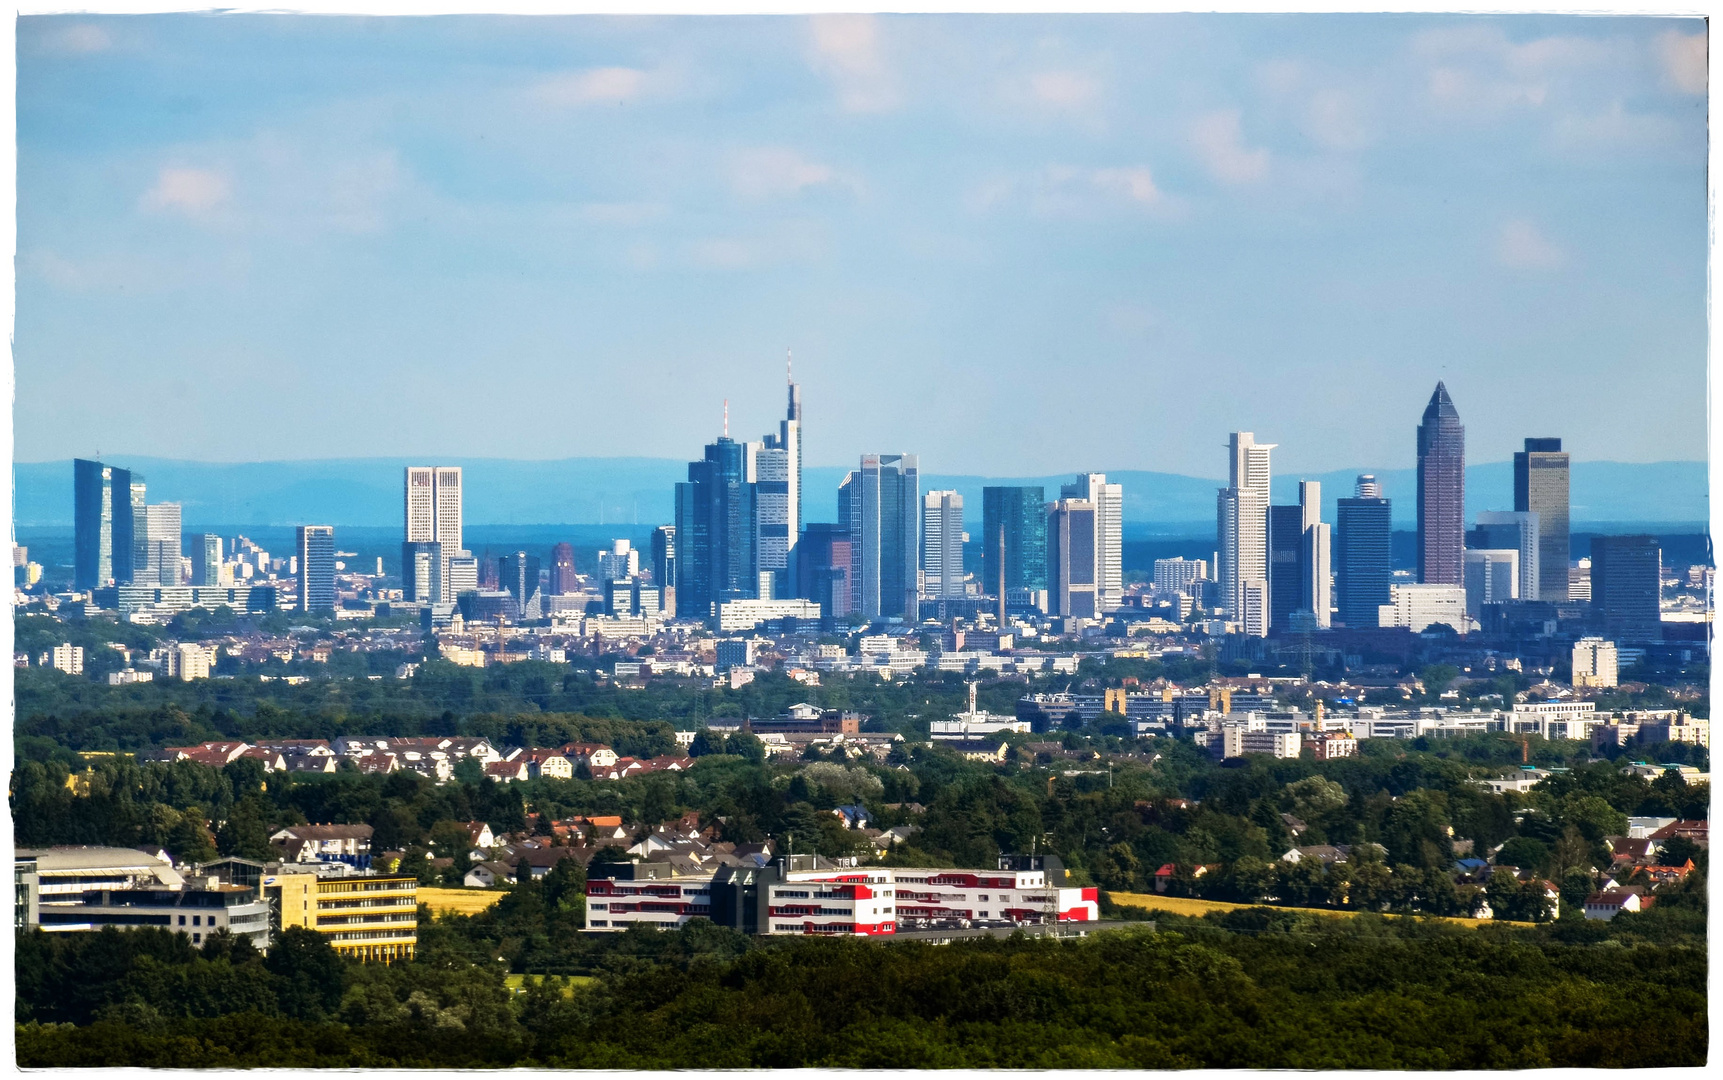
[981,486,1047,599]
[1336,475,1392,629]
[674,436,756,619]
[73,458,137,591]
[839,454,919,620]
[297,525,336,613]
[1416,382,1465,586]
[1514,437,1570,602]
[1591,535,1662,642]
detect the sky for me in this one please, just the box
[12,13,1709,479]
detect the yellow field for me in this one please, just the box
[1107,891,1529,928]
[418,887,506,916]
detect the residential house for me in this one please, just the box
[270,824,375,868]
[561,743,620,770]
[485,760,529,783]
[464,822,496,849]
[1583,888,1649,921]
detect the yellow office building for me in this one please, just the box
[266,873,419,962]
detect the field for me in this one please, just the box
[417,887,506,916]
[1107,891,1530,928]
[504,974,598,996]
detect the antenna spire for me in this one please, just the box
[787,348,792,383]
[723,399,729,438]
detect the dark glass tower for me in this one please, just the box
[1514,437,1570,602]
[499,551,542,616]
[1268,503,1306,628]
[1336,476,1392,629]
[1416,382,1465,585]
[981,486,1048,600]
[1591,535,1662,642]
[73,458,136,591]
[674,437,756,619]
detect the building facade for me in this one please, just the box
[1047,499,1098,620]
[675,436,757,619]
[404,467,463,602]
[1336,477,1392,629]
[921,490,965,600]
[1218,432,1273,632]
[1471,511,1540,605]
[796,523,852,618]
[74,459,138,590]
[840,454,920,620]
[1060,474,1123,610]
[981,486,1048,602]
[1591,535,1662,642]
[297,526,336,613]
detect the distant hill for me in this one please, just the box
[11,456,1706,530]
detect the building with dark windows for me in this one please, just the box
[1268,503,1306,628]
[297,525,336,613]
[1336,475,1392,629]
[1514,437,1571,602]
[839,454,919,620]
[796,523,851,619]
[1470,511,1539,604]
[549,542,577,595]
[73,458,137,591]
[981,486,1048,604]
[402,541,442,603]
[1591,535,1662,642]
[192,534,223,587]
[1416,382,1465,585]
[675,436,757,619]
[499,551,542,618]
[1047,499,1097,619]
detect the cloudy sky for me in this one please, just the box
[14,13,1708,477]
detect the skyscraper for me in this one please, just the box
[753,360,803,600]
[921,490,965,601]
[138,504,183,587]
[1060,474,1123,610]
[649,527,675,616]
[1336,474,1392,629]
[297,526,336,613]
[403,541,443,603]
[73,458,136,590]
[839,454,919,620]
[193,534,223,587]
[981,486,1048,608]
[1269,481,1331,629]
[1218,432,1273,630]
[1591,535,1662,642]
[1047,499,1098,619]
[1514,437,1570,602]
[404,467,463,602]
[1470,511,1539,604]
[797,523,852,618]
[499,551,542,619]
[550,542,578,595]
[1416,382,1465,585]
[675,436,757,619]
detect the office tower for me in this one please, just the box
[754,363,803,600]
[1416,382,1465,585]
[193,534,223,587]
[1514,437,1571,602]
[1047,499,1098,619]
[1272,481,1332,629]
[297,526,336,613]
[1336,474,1393,629]
[445,550,479,598]
[982,487,1048,610]
[1153,557,1207,595]
[404,467,463,601]
[1240,580,1269,638]
[402,541,443,603]
[135,503,182,586]
[1463,549,1519,617]
[74,459,136,590]
[796,523,852,618]
[922,490,965,600]
[1379,583,1468,634]
[675,436,757,619]
[1470,511,1539,604]
[549,542,578,595]
[1060,474,1123,610]
[1572,637,1619,689]
[838,454,919,620]
[1570,557,1592,602]
[596,540,639,583]
[1591,535,1662,642]
[649,527,676,616]
[1218,432,1273,627]
[499,551,542,618]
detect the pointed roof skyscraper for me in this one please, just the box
[1416,381,1466,586]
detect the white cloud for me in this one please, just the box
[54,23,112,54]
[1413,26,1616,115]
[1304,88,1368,151]
[1089,167,1162,205]
[1030,70,1101,110]
[729,148,856,201]
[1552,101,1682,154]
[140,167,230,217]
[1657,30,1706,95]
[532,67,651,108]
[1496,219,1565,270]
[973,165,1171,218]
[579,202,669,226]
[1189,110,1270,184]
[807,14,898,114]
[687,227,824,271]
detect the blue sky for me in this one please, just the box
[13,13,1708,478]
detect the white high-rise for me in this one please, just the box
[1061,473,1123,610]
[1299,480,1332,628]
[138,503,182,586]
[405,467,463,601]
[922,490,965,599]
[1218,433,1274,632]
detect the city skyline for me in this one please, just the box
[14,13,1707,474]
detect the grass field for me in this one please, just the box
[504,974,598,996]
[417,887,505,916]
[1107,891,1528,928]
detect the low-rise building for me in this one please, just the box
[265,871,418,961]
